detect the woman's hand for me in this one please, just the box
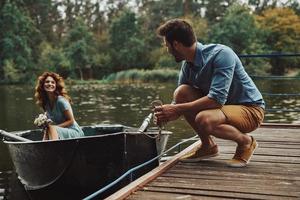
[57,109,75,128]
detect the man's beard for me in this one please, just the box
[174,55,184,63]
[170,47,184,63]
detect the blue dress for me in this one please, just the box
[45,96,84,139]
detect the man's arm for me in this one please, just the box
[155,47,236,123]
[175,96,222,115]
[154,96,221,124]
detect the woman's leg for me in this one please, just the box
[45,125,59,140]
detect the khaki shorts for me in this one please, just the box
[221,105,265,133]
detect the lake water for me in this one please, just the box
[0,80,299,199]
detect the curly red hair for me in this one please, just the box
[34,72,72,110]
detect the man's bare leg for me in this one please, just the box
[195,109,258,167]
[195,109,252,149]
[174,85,216,148]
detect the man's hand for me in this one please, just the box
[154,104,180,125]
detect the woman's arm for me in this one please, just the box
[57,109,75,128]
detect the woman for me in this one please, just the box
[34,72,84,140]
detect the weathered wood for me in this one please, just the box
[149,177,299,193]
[107,125,300,200]
[129,191,231,200]
[105,140,202,200]
[140,187,299,200]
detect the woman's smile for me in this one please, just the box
[44,76,56,92]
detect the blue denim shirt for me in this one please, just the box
[178,42,265,109]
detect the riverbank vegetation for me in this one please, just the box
[0,0,299,84]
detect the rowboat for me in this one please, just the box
[1,123,171,200]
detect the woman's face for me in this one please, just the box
[43,76,56,93]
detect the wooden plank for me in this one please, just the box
[108,125,300,200]
[105,140,202,200]
[150,177,299,192]
[213,141,300,149]
[129,191,231,200]
[172,162,300,175]
[147,181,300,197]
[136,186,299,200]
[179,152,300,164]
[161,172,300,182]
[217,147,300,157]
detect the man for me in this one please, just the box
[154,19,265,167]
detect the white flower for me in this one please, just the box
[34,112,53,129]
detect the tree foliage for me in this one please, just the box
[209,4,264,54]
[0,0,299,82]
[209,3,271,74]
[201,0,238,23]
[256,7,300,74]
[0,2,37,82]
[109,10,146,71]
[64,18,96,79]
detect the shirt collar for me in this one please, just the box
[192,42,204,69]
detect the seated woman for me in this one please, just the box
[34,72,84,140]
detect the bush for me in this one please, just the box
[105,68,179,83]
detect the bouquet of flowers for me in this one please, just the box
[34,112,52,130]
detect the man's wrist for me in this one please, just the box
[174,104,184,116]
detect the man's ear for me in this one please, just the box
[172,40,181,50]
[173,40,183,51]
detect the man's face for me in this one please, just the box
[164,38,184,63]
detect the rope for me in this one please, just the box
[83,134,199,200]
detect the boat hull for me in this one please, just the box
[5,125,170,199]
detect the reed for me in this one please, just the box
[105,68,179,83]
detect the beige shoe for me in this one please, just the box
[227,136,258,168]
[180,145,219,163]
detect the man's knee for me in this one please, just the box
[174,84,203,104]
[195,112,213,133]
[195,110,225,133]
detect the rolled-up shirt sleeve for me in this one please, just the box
[207,48,236,105]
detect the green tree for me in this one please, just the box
[201,0,238,23]
[136,0,202,69]
[137,0,188,49]
[37,42,71,78]
[183,15,209,42]
[209,4,270,74]
[16,0,60,42]
[92,30,112,79]
[248,0,300,14]
[248,0,280,14]
[256,8,300,75]
[0,2,37,82]
[210,4,265,54]
[288,0,300,15]
[109,10,146,71]
[64,18,96,80]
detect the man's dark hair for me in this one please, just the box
[157,19,196,47]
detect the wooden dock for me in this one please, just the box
[106,124,300,200]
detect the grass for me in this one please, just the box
[104,68,179,83]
